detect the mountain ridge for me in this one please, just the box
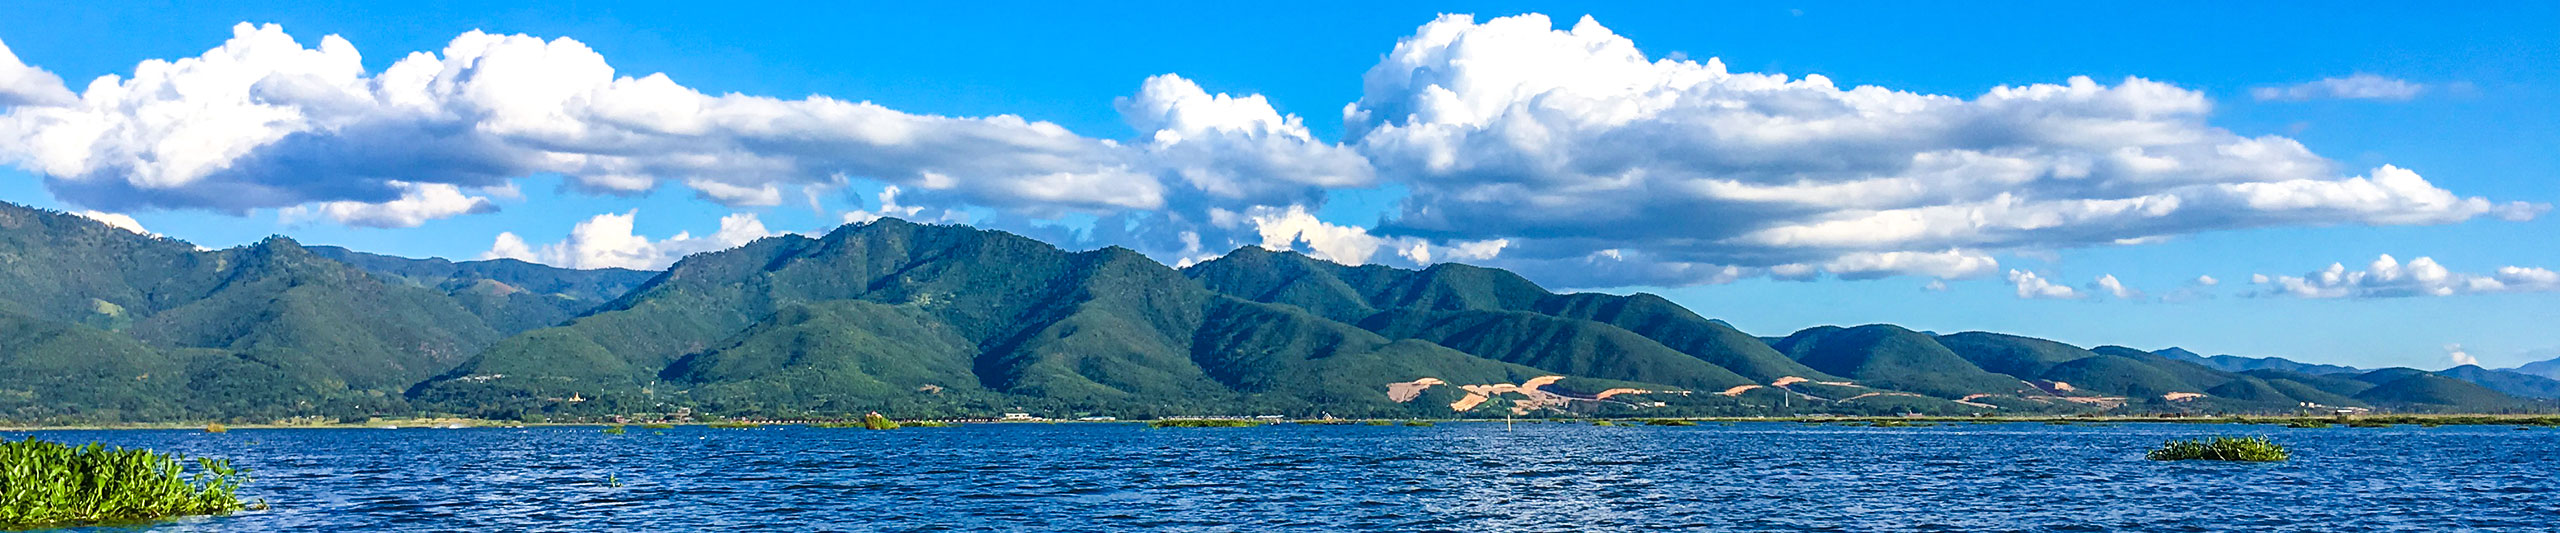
[0,201,2547,422]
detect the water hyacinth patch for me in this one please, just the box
[2147,436,2290,462]
[0,439,258,528]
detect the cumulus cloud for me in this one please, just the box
[0,17,2539,290]
[279,181,496,228]
[2445,343,2479,368]
[2195,274,2219,286]
[1339,14,2536,286]
[0,41,75,107]
[0,25,1348,238]
[2252,74,2425,102]
[2090,274,2143,300]
[71,210,152,236]
[2251,254,2560,298]
[2007,270,2081,299]
[480,209,775,270]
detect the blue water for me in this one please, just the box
[16,423,2558,532]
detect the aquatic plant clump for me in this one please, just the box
[1148,419,1267,428]
[861,413,901,430]
[2146,436,2290,462]
[0,439,258,528]
[1641,419,1697,427]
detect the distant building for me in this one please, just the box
[1002,412,1037,420]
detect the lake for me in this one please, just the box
[17,422,2558,531]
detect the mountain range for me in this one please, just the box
[0,200,2553,423]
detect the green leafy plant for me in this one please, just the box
[600,425,627,435]
[1401,420,1434,427]
[0,439,260,528]
[2146,436,2289,462]
[861,413,901,430]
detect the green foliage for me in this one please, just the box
[2147,436,2289,462]
[2286,420,2332,428]
[1640,419,1696,426]
[1401,420,1434,427]
[601,425,626,435]
[862,412,901,430]
[1148,419,1265,428]
[0,439,256,528]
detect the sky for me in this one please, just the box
[1,1,2554,369]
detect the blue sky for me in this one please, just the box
[0,2,2553,369]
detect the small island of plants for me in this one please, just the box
[2146,436,2290,462]
[0,438,259,529]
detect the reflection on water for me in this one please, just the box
[17,422,2557,531]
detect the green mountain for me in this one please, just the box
[2151,347,2361,375]
[0,201,648,422]
[2353,374,2529,412]
[2436,365,2560,399]
[411,220,1667,420]
[1184,248,1834,383]
[0,201,2545,421]
[306,246,654,335]
[1771,325,2030,399]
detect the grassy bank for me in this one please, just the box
[0,439,259,528]
[2147,436,2290,462]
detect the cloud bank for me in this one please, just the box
[2250,254,2560,298]
[0,16,2540,288]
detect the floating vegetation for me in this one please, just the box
[2146,436,2289,462]
[808,421,860,429]
[0,439,260,528]
[2345,420,2392,428]
[1594,420,1619,427]
[1365,420,1394,426]
[601,425,627,435]
[203,423,226,434]
[2284,421,2332,429]
[861,413,901,430]
[638,423,676,430]
[1148,419,1266,428]
[1641,419,1697,427]
[706,421,762,429]
[1401,421,1434,427]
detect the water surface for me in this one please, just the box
[21,422,2557,532]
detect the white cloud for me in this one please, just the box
[841,185,928,225]
[2090,274,2143,300]
[2251,254,2560,298]
[0,41,75,107]
[2446,343,2479,368]
[0,17,2538,290]
[0,25,1345,238]
[279,181,495,228]
[1225,205,1388,266]
[2252,74,2426,102]
[71,210,152,236]
[2007,269,2081,299]
[480,209,775,270]
[2195,274,2219,286]
[1922,279,1949,292]
[1338,14,2536,286]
